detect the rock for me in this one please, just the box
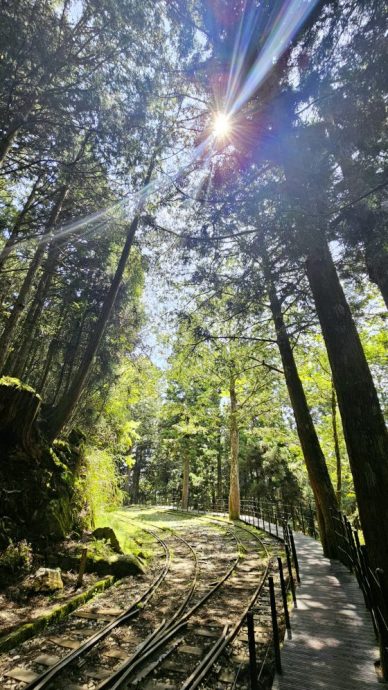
[92,527,123,554]
[90,553,144,578]
[23,567,63,593]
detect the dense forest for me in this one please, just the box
[0,0,387,594]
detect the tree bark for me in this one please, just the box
[0,186,68,373]
[0,176,42,308]
[305,233,388,583]
[229,373,240,520]
[331,380,342,508]
[260,243,338,557]
[181,455,190,510]
[45,215,139,440]
[132,445,143,503]
[217,430,223,504]
[0,122,21,169]
[8,242,62,378]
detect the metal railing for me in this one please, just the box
[138,494,388,682]
[169,497,300,686]
[332,510,388,679]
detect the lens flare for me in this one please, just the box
[229,0,320,115]
[213,112,231,139]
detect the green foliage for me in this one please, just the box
[0,540,33,576]
[82,448,124,527]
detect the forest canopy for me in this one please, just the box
[0,0,387,584]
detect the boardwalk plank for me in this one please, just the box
[240,517,380,690]
[270,531,380,689]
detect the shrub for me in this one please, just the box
[0,540,33,584]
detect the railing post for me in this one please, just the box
[291,505,296,531]
[299,503,305,534]
[288,527,301,584]
[247,611,259,690]
[278,557,291,631]
[309,503,317,539]
[376,569,388,681]
[269,576,282,674]
[285,544,297,605]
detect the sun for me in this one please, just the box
[213,112,231,139]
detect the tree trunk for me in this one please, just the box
[0,123,21,169]
[260,244,338,557]
[0,379,41,452]
[0,176,42,309]
[54,309,88,403]
[8,242,61,378]
[44,131,160,440]
[331,147,388,309]
[45,215,139,440]
[0,186,68,373]
[331,380,342,508]
[0,247,45,373]
[217,431,223,504]
[229,374,240,520]
[364,232,388,309]
[37,303,67,394]
[181,455,190,510]
[132,445,142,503]
[305,234,388,583]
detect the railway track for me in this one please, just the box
[102,517,273,690]
[0,514,249,690]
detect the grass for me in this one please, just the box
[94,508,166,562]
[95,506,231,562]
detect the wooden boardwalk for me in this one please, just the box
[269,530,381,690]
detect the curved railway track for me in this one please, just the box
[102,517,273,690]
[0,510,284,690]
[0,515,250,690]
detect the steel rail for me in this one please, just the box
[95,520,240,689]
[117,517,200,633]
[97,621,189,690]
[181,553,272,690]
[98,516,271,690]
[22,526,171,690]
[170,511,274,690]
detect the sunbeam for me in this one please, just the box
[2,0,320,258]
[229,0,320,115]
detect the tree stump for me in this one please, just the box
[0,377,41,451]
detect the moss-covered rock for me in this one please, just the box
[92,527,123,554]
[86,553,144,578]
[49,547,144,578]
